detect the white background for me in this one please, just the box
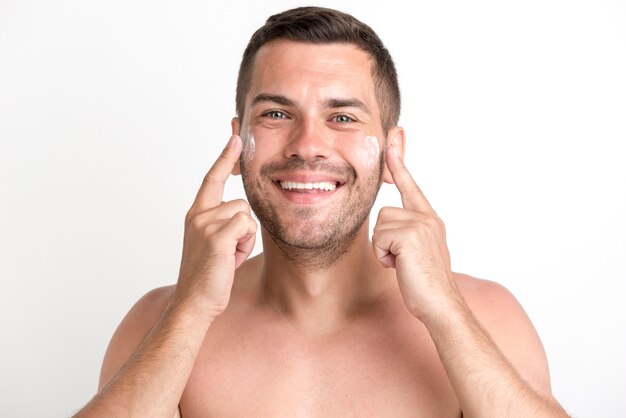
[1,0,625,416]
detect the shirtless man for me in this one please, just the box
[75,7,569,417]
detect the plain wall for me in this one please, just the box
[1,0,625,416]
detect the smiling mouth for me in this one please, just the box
[275,180,341,192]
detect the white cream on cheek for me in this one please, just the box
[241,125,256,161]
[246,133,256,161]
[363,135,380,168]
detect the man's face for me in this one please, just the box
[238,40,389,254]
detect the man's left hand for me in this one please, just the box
[372,144,460,323]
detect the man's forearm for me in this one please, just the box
[75,299,213,417]
[423,297,568,418]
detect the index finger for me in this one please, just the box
[191,135,242,211]
[385,144,435,213]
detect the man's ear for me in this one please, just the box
[382,127,405,184]
[231,117,241,175]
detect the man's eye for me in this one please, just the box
[333,115,354,123]
[264,111,287,119]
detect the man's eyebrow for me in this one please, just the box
[250,93,295,107]
[250,94,371,114]
[324,97,371,114]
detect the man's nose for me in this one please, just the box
[283,118,332,160]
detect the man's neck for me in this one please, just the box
[257,222,397,335]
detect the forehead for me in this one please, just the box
[247,40,378,109]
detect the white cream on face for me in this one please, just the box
[364,135,380,168]
[241,123,256,162]
[246,132,256,161]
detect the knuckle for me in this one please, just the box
[232,198,250,212]
[428,214,445,230]
[184,209,195,225]
[232,211,250,223]
[188,213,206,230]
[231,211,245,221]
[425,215,439,228]
[377,206,393,222]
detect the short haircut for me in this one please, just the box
[235,6,401,134]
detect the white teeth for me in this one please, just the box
[279,181,337,191]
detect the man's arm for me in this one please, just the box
[431,276,564,417]
[373,143,568,417]
[74,135,256,417]
[459,275,556,403]
[78,288,215,417]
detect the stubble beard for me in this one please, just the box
[241,155,384,270]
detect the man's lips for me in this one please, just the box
[272,174,345,191]
[270,174,345,197]
[276,180,338,192]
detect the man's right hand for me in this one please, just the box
[174,134,257,317]
[75,135,256,418]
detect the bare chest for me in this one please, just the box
[180,313,460,417]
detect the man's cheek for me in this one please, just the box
[348,134,380,169]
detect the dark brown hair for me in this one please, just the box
[235,6,401,134]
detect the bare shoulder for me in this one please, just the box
[452,272,554,397]
[98,285,176,390]
[453,272,537,335]
[453,272,523,314]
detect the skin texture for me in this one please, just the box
[74,40,569,417]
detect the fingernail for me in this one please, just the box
[227,135,237,148]
[391,144,399,157]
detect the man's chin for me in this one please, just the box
[267,225,335,250]
[267,228,358,269]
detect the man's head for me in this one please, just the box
[236,6,400,135]
[232,7,404,268]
